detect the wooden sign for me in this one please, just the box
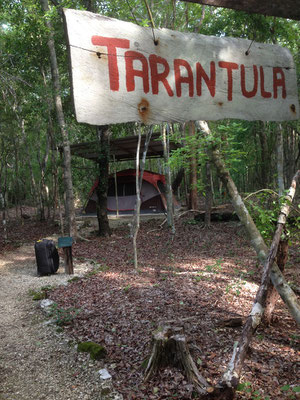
[63,9,299,125]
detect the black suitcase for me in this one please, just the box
[34,239,59,276]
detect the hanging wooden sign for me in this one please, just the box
[63,9,299,125]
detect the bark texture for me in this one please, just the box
[96,126,111,237]
[40,0,77,238]
[162,124,175,234]
[188,122,198,210]
[199,121,300,326]
[144,325,209,394]
[264,236,289,324]
[131,126,153,269]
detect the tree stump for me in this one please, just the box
[144,325,210,394]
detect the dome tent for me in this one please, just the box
[84,169,170,215]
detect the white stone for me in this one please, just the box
[40,299,55,309]
[98,369,112,380]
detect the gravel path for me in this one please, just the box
[0,242,122,400]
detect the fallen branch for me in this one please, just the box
[210,169,300,398]
[199,120,300,326]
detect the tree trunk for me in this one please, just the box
[199,120,300,326]
[188,121,198,210]
[40,0,77,238]
[258,123,270,188]
[264,236,289,324]
[0,190,7,241]
[162,123,175,234]
[132,130,142,270]
[277,123,285,196]
[131,126,153,269]
[144,325,209,394]
[96,125,111,237]
[41,65,60,222]
[0,148,8,240]
[204,160,213,226]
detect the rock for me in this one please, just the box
[40,299,55,310]
[77,341,107,360]
[98,369,112,380]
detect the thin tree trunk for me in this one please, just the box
[41,65,60,221]
[0,152,8,240]
[36,126,50,221]
[131,126,153,269]
[188,121,198,210]
[258,123,269,188]
[113,155,119,217]
[199,121,300,325]
[0,186,7,241]
[277,123,285,196]
[96,125,111,237]
[204,160,212,226]
[162,124,175,234]
[132,130,142,270]
[20,118,38,207]
[40,0,77,238]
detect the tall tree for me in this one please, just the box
[40,0,77,238]
[95,125,111,237]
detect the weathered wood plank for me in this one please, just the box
[181,0,300,21]
[63,9,299,125]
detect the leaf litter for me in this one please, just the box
[2,214,298,399]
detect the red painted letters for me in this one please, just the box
[241,65,258,98]
[260,66,272,98]
[91,36,130,91]
[174,59,194,97]
[125,51,149,93]
[91,36,288,102]
[218,61,239,101]
[196,61,216,97]
[273,67,286,99]
[149,54,174,97]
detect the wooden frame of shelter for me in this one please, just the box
[68,131,181,216]
[69,132,179,162]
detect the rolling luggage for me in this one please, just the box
[34,239,59,276]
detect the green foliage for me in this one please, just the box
[237,381,300,399]
[246,191,300,241]
[280,384,300,399]
[237,381,269,399]
[194,259,224,282]
[123,284,131,292]
[1,0,300,215]
[28,285,52,300]
[48,303,80,326]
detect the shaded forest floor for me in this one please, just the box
[0,211,299,399]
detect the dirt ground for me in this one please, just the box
[0,211,299,400]
[0,226,122,400]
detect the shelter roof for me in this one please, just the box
[180,0,300,20]
[69,132,180,162]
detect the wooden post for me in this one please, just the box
[58,236,74,274]
[62,247,74,274]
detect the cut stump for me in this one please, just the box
[144,325,210,394]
